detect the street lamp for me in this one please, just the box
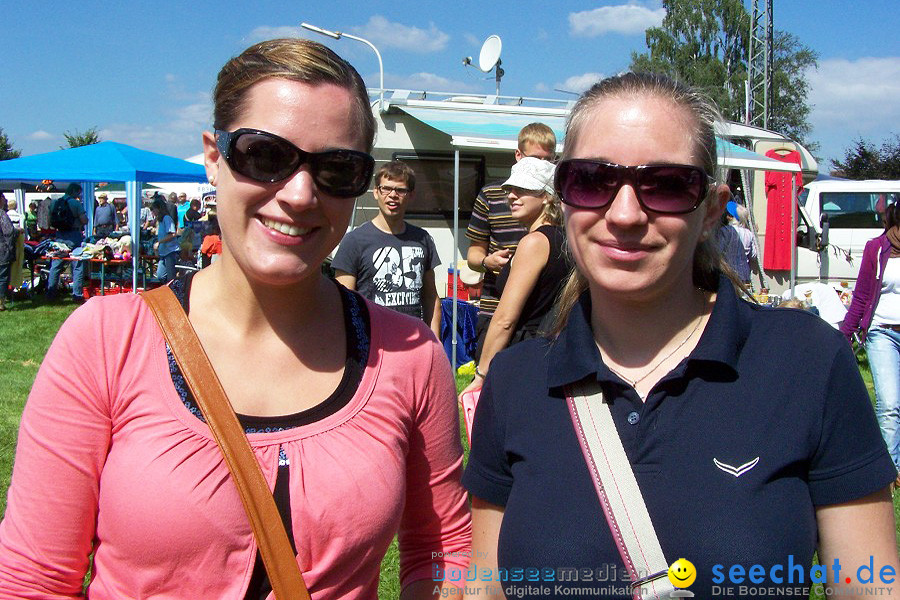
[300,22,385,113]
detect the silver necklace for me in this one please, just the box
[601,309,706,392]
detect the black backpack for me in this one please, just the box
[50,197,76,231]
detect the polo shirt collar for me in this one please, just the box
[547,275,747,388]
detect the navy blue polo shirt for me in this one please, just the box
[462,276,895,599]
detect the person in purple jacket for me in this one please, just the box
[841,201,900,477]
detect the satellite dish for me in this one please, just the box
[478,35,502,73]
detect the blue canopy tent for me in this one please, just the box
[0,141,208,292]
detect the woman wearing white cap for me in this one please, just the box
[462,156,568,394]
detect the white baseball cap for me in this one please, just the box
[501,157,556,196]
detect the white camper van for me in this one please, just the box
[354,89,569,296]
[795,178,900,285]
[351,89,821,296]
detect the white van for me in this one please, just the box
[796,179,900,286]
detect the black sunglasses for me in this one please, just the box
[554,159,714,214]
[215,128,374,199]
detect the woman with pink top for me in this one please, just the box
[0,39,470,599]
[841,200,900,480]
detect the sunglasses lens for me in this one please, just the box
[556,160,618,209]
[231,132,300,182]
[557,160,706,213]
[311,150,374,198]
[223,130,373,198]
[638,166,705,213]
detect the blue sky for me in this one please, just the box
[2,1,898,172]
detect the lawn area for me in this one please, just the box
[0,297,895,599]
[0,297,78,505]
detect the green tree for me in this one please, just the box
[879,135,900,180]
[62,127,101,148]
[631,0,749,120]
[832,135,900,180]
[630,0,818,149]
[0,128,21,160]
[768,31,818,150]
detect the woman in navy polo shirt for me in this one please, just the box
[462,73,899,599]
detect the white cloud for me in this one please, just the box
[569,3,665,37]
[535,82,550,93]
[352,16,449,53]
[464,33,481,48]
[27,130,53,140]
[808,57,900,127]
[807,57,900,163]
[386,72,478,93]
[248,26,303,42]
[99,97,212,159]
[164,73,177,83]
[556,72,604,94]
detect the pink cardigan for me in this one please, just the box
[0,293,471,598]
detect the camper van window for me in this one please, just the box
[818,191,900,229]
[391,153,485,218]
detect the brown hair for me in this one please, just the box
[779,299,805,309]
[213,38,376,152]
[518,122,557,154]
[884,200,900,230]
[549,72,742,337]
[375,160,416,192]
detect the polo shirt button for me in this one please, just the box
[627,411,640,425]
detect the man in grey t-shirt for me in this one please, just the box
[332,160,441,338]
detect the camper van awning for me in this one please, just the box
[394,105,567,152]
[717,139,801,173]
[394,105,800,172]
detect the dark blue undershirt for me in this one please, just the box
[167,272,370,599]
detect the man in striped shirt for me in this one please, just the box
[466,122,557,360]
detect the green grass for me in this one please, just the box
[0,301,896,599]
[377,374,474,598]
[0,297,78,513]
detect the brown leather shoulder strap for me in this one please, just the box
[141,285,310,600]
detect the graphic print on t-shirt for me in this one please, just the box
[331,221,440,320]
[372,245,425,309]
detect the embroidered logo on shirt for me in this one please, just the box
[713,457,759,477]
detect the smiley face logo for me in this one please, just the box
[668,558,696,588]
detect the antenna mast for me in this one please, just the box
[464,35,504,95]
[746,0,773,128]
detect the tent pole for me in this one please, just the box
[85,182,95,238]
[82,181,93,240]
[790,177,797,299]
[13,187,26,230]
[127,181,139,292]
[452,150,460,373]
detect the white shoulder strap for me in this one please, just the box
[566,380,675,600]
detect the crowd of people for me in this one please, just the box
[0,37,897,600]
[0,186,222,305]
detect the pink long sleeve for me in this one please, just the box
[398,330,471,587]
[0,301,114,597]
[0,294,471,598]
